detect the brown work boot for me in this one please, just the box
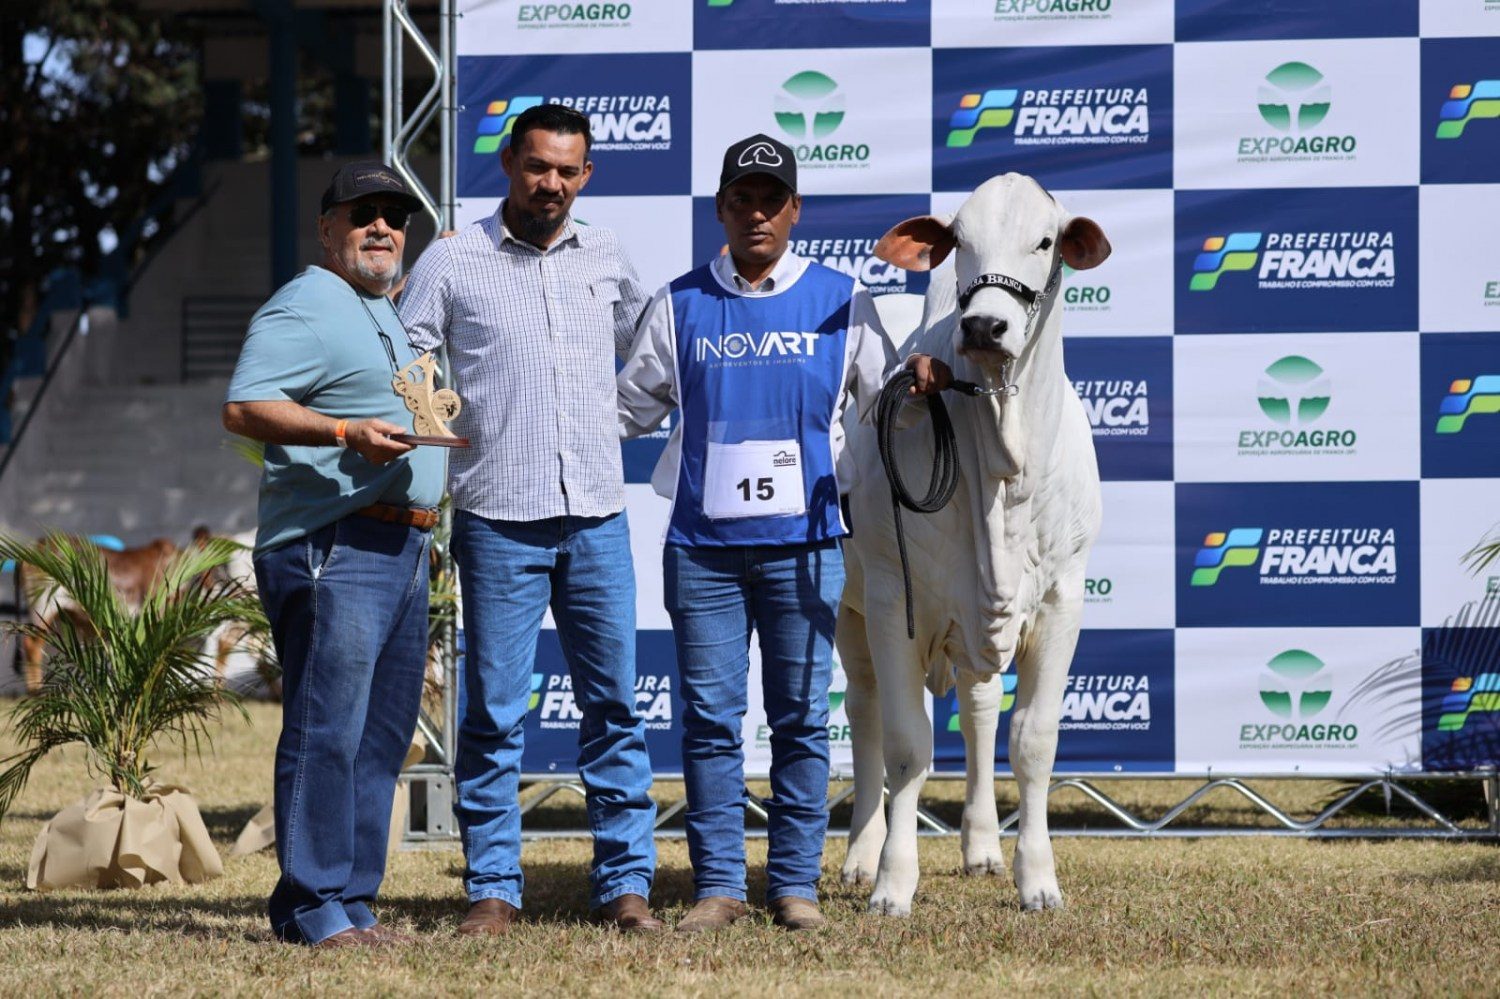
[457,898,519,937]
[595,893,666,933]
[769,896,826,931]
[360,923,416,946]
[675,896,749,933]
[310,928,371,949]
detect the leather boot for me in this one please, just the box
[675,896,749,933]
[595,893,666,933]
[457,898,519,937]
[769,896,827,931]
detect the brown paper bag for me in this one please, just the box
[26,782,224,891]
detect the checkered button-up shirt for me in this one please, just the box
[400,206,649,521]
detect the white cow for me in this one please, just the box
[836,173,1109,915]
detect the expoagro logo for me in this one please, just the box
[945,84,1149,148]
[1437,672,1500,732]
[1239,355,1356,457]
[1435,80,1500,139]
[992,0,1115,23]
[515,1,632,28]
[1061,262,1111,312]
[1189,228,1394,292]
[533,672,673,730]
[1434,375,1500,434]
[1237,61,1355,164]
[473,91,672,155]
[1241,649,1356,750]
[1074,376,1149,438]
[773,71,868,168]
[1192,524,1397,587]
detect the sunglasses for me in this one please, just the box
[347,203,411,230]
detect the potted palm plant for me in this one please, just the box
[0,533,254,890]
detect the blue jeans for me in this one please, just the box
[254,516,431,945]
[452,510,656,909]
[663,539,844,903]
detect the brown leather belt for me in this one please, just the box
[356,503,440,531]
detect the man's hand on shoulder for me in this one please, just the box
[346,418,415,465]
[904,353,953,396]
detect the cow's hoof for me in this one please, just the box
[841,865,876,886]
[962,856,1007,877]
[1018,889,1064,912]
[867,895,913,918]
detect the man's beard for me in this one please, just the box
[350,237,400,290]
[513,202,566,240]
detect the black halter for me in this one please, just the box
[957,272,1040,310]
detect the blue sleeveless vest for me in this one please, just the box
[665,260,854,547]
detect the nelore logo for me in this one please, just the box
[1061,262,1111,311]
[1192,526,1397,587]
[774,71,869,168]
[474,95,545,154]
[1073,378,1148,437]
[1190,230,1395,291]
[946,85,1149,148]
[993,0,1114,21]
[1238,61,1356,163]
[1434,376,1500,434]
[1242,649,1357,749]
[789,237,907,292]
[533,673,673,730]
[1239,355,1357,456]
[517,2,631,28]
[1437,672,1500,732]
[1435,81,1500,139]
[695,330,821,364]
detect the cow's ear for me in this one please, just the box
[875,215,955,272]
[1060,215,1111,271]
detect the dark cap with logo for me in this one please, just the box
[320,160,424,214]
[718,134,797,194]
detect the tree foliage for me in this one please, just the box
[0,0,200,372]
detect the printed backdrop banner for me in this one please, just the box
[456,0,1500,777]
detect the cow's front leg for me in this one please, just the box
[836,603,884,885]
[1009,589,1082,911]
[955,668,1004,877]
[868,644,930,917]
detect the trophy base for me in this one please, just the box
[390,434,470,448]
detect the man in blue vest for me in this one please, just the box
[618,134,950,931]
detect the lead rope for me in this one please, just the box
[874,369,1013,639]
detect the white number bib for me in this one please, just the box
[702,439,807,521]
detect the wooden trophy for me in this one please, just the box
[390,352,470,448]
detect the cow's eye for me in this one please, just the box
[1038,236,1054,251]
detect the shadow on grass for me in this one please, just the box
[0,891,271,940]
[198,804,265,842]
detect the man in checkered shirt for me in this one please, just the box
[400,103,661,935]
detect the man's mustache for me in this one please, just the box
[361,236,396,251]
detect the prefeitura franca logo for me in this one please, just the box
[1434,375,1500,434]
[1239,355,1356,457]
[773,71,869,168]
[1435,80,1500,139]
[1238,61,1355,163]
[1242,649,1356,750]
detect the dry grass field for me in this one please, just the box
[1,700,1496,997]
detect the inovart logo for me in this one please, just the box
[1241,649,1356,749]
[1435,81,1500,139]
[473,95,545,154]
[1191,528,1263,586]
[1239,355,1357,457]
[1189,232,1261,291]
[1258,649,1332,719]
[517,1,632,28]
[1073,378,1149,437]
[947,84,1148,149]
[1239,62,1355,163]
[1437,673,1500,732]
[1434,376,1500,434]
[993,0,1114,22]
[773,71,868,168]
[694,330,821,364]
[1190,229,1395,292]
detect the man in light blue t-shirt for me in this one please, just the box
[223,161,444,949]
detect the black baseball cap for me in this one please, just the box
[718,134,797,194]
[320,161,424,214]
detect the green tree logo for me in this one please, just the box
[774,71,846,140]
[1256,355,1331,427]
[1257,62,1331,133]
[1259,649,1333,719]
